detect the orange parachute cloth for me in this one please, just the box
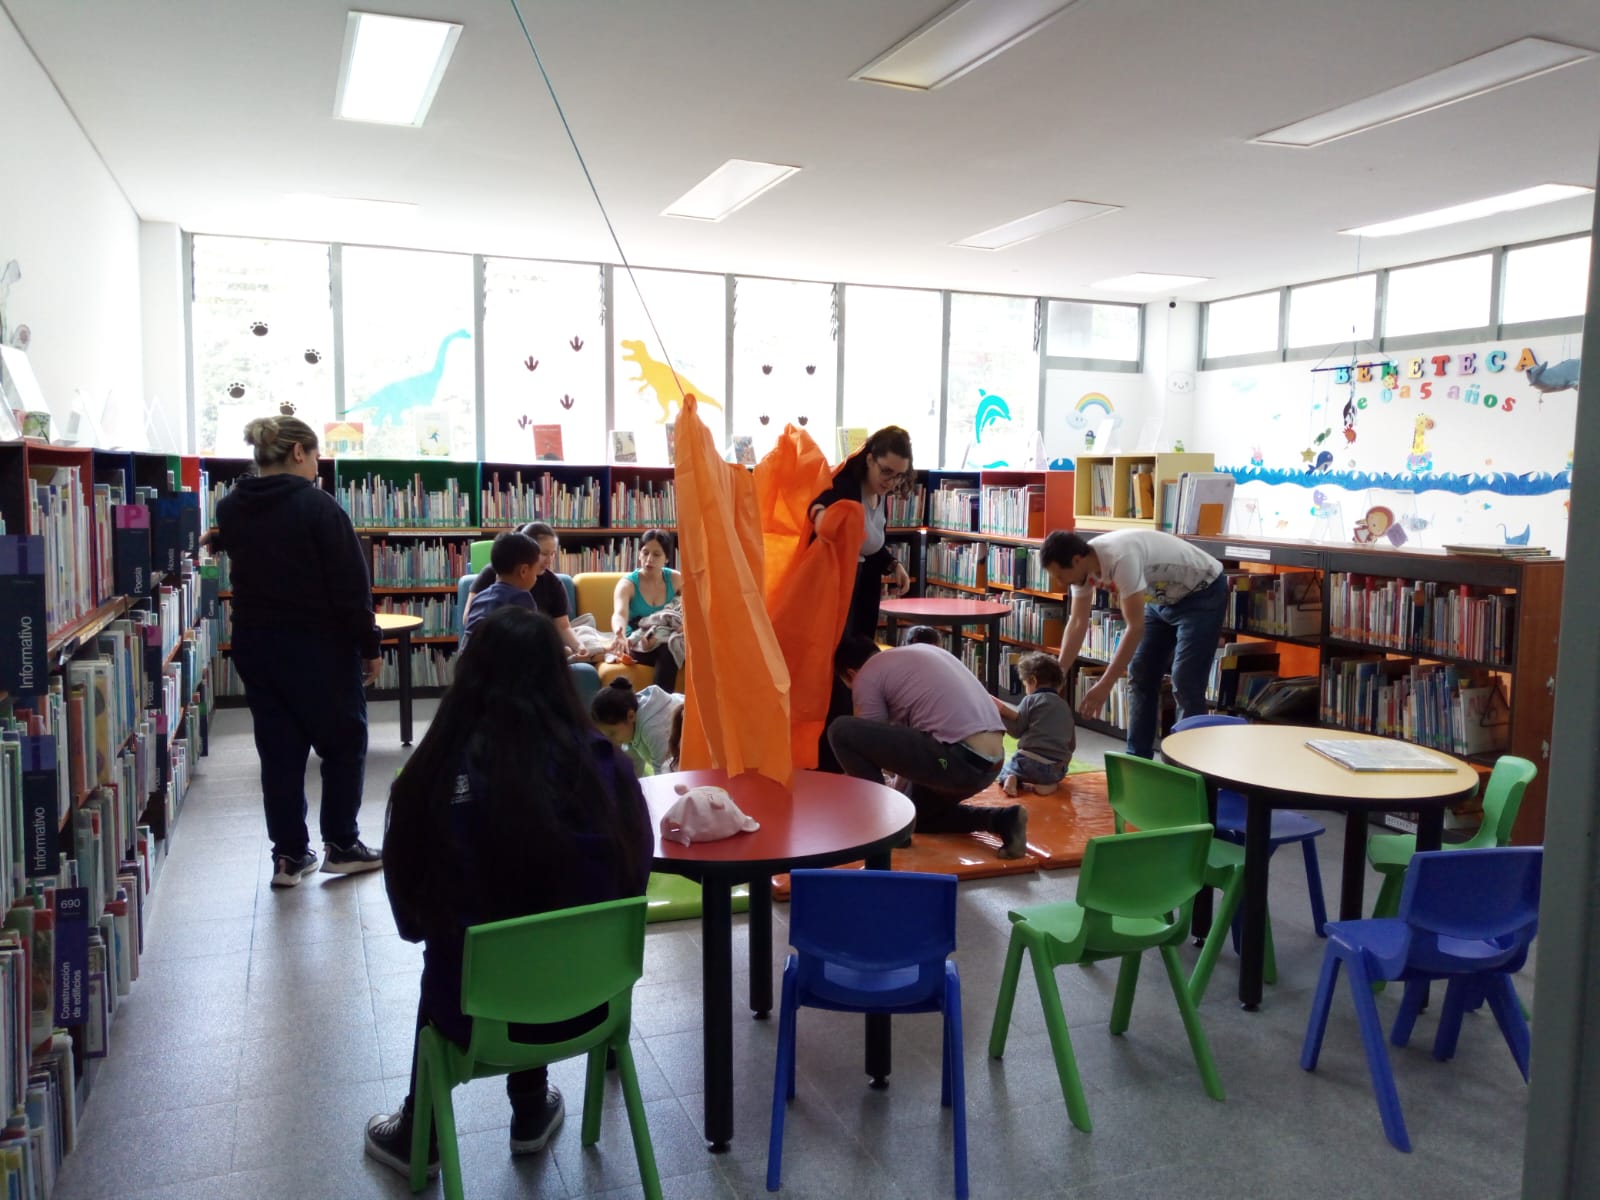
[755,425,864,768]
[674,396,794,786]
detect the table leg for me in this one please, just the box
[748,875,773,1019]
[1238,792,1272,1011]
[986,618,1000,695]
[884,614,899,646]
[398,631,414,747]
[1340,811,1369,921]
[700,878,735,1152]
[1191,778,1218,943]
[1415,806,1445,854]
[865,847,893,1088]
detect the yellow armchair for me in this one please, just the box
[572,571,660,691]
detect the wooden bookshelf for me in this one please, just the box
[1074,451,1214,530]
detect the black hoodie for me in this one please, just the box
[213,474,381,660]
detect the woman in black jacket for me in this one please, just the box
[212,415,383,887]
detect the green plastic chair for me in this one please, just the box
[988,823,1224,1132]
[469,538,494,573]
[1367,755,1537,920]
[410,896,662,1200]
[1104,753,1278,1004]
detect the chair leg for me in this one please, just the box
[410,1033,437,1196]
[1300,947,1342,1072]
[612,1039,663,1200]
[767,973,799,1192]
[419,1034,465,1200]
[1262,907,1278,988]
[582,1045,607,1145]
[1483,973,1533,1082]
[1342,954,1412,1153]
[987,928,1027,1059]
[1300,837,1329,936]
[1161,944,1224,1102]
[1371,871,1404,921]
[1431,979,1471,1063]
[945,975,969,1200]
[1391,979,1428,1049]
[1192,871,1248,1005]
[1110,953,1142,1036]
[1027,941,1092,1133]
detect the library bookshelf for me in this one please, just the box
[1184,533,1562,844]
[0,441,217,1186]
[1074,451,1214,530]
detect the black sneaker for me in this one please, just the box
[323,840,383,875]
[997,805,1030,860]
[365,1109,439,1180]
[270,851,320,888]
[509,1086,564,1155]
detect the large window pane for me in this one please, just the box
[1204,290,1279,359]
[1046,299,1140,362]
[341,247,476,459]
[1288,274,1376,347]
[842,285,941,465]
[192,236,334,455]
[612,268,726,466]
[945,293,1039,469]
[733,277,837,461]
[1502,236,1591,323]
[1384,254,1491,338]
[483,258,605,463]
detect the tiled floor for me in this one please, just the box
[54,705,1531,1199]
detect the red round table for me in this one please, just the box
[641,768,916,1152]
[879,597,1012,693]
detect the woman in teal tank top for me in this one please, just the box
[609,529,682,691]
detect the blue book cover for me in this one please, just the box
[0,537,48,700]
[53,889,89,1027]
[20,737,58,880]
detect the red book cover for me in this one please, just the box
[533,425,564,463]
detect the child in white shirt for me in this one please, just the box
[590,678,685,775]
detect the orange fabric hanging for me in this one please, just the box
[753,425,834,609]
[675,396,794,786]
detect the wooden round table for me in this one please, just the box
[641,768,916,1152]
[375,612,424,745]
[878,597,1012,693]
[1160,724,1480,1010]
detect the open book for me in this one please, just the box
[1304,738,1457,773]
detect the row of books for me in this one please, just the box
[375,597,456,638]
[368,540,470,588]
[929,481,979,532]
[999,595,1065,650]
[957,638,988,683]
[1072,666,1132,728]
[478,472,601,528]
[610,480,676,528]
[927,540,986,590]
[884,485,926,529]
[978,484,1044,538]
[336,474,473,529]
[1205,642,1281,710]
[553,538,650,576]
[27,466,95,634]
[1327,572,1517,665]
[986,544,1056,593]
[216,642,452,696]
[1081,607,1128,663]
[1087,463,1116,518]
[1125,464,1157,521]
[1224,570,1323,638]
[1319,656,1511,756]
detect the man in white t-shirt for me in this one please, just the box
[1042,529,1227,758]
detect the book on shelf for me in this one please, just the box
[1127,464,1155,520]
[533,425,564,463]
[0,537,48,701]
[730,435,755,467]
[1158,481,1179,533]
[1174,472,1234,536]
[836,426,869,462]
[1090,464,1114,517]
[610,430,637,464]
[1440,544,1552,559]
[1304,738,1458,773]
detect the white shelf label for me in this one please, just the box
[1224,544,1272,562]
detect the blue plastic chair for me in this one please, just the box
[456,571,577,633]
[1300,846,1541,1152]
[768,870,966,1198]
[1169,714,1329,936]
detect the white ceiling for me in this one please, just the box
[7,0,1600,301]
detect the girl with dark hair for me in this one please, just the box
[610,529,682,691]
[364,606,652,1179]
[591,677,685,774]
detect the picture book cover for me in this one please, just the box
[836,426,869,462]
[533,424,564,462]
[415,409,450,457]
[665,421,677,466]
[323,421,365,457]
[611,430,637,464]
[731,435,755,467]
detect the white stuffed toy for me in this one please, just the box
[659,784,760,846]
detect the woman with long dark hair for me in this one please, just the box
[610,528,683,692]
[364,606,652,1178]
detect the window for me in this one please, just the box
[1204,290,1280,360]
[483,258,605,463]
[733,277,837,461]
[1383,254,1492,338]
[944,293,1039,469]
[191,236,334,456]
[842,285,942,465]
[612,267,726,466]
[1045,299,1141,364]
[1288,274,1376,348]
[341,247,476,459]
[1502,236,1591,324]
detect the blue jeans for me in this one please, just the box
[998,752,1068,789]
[1126,572,1228,759]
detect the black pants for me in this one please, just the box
[230,625,368,859]
[829,717,1005,833]
[632,643,679,692]
[818,561,884,773]
[406,999,547,1125]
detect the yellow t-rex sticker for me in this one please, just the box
[620,339,724,423]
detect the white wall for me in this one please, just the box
[0,9,143,446]
[139,222,188,452]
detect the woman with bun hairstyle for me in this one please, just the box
[212,415,384,888]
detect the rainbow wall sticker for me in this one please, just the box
[1066,392,1115,430]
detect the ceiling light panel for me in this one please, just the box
[662,159,801,222]
[1253,37,1595,148]
[1092,273,1210,291]
[953,200,1118,251]
[1340,183,1592,237]
[853,0,1084,91]
[336,12,462,126]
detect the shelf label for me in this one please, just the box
[1224,544,1272,562]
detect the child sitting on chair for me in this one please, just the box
[993,653,1075,798]
[591,677,685,775]
[459,531,540,652]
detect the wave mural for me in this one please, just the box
[1218,465,1571,497]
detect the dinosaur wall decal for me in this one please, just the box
[346,329,471,426]
[620,339,722,423]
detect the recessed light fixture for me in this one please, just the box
[1340,183,1592,238]
[336,11,462,126]
[1252,37,1594,148]
[662,159,801,222]
[852,0,1085,91]
[1092,272,1210,292]
[952,200,1118,251]
[284,194,421,222]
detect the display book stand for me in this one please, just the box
[202,457,682,706]
[0,440,218,1187]
[1182,532,1561,845]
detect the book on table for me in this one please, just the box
[1303,738,1458,772]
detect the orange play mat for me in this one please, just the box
[771,770,1114,899]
